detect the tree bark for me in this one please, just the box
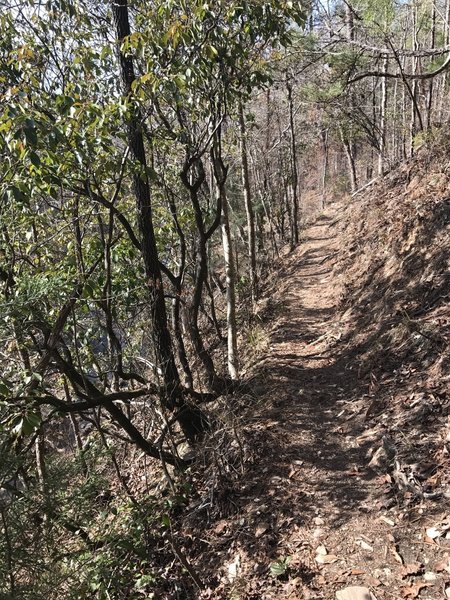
[321,128,329,209]
[426,0,437,129]
[340,128,358,192]
[212,138,238,381]
[410,2,421,156]
[344,2,358,190]
[181,158,225,392]
[111,0,206,440]
[238,102,258,305]
[286,76,299,247]
[378,57,388,176]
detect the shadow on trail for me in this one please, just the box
[190,198,450,587]
[201,336,378,574]
[192,222,379,575]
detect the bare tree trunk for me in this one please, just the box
[321,128,329,209]
[286,76,299,247]
[238,102,258,305]
[392,77,399,162]
[213,141,238,381]
[426,0,437,129]
[1,509,15,597]
[378,57,388,176]
[410,2,420,156]
[345,2,354,40]
[172,296,194,389]
[344,1,358,189]
[402,63,408,159]
[221,199,238,381]
[341,128,358,191]
[438,0,450,121]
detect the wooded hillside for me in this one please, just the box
[0,1,449,598]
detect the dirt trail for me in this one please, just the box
[210,203,448,599]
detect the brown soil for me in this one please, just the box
[170,141,450,600]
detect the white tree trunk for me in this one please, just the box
[220,186,238,380]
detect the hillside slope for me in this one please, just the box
[177,137,450,600]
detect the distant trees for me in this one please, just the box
[309,0,450,182]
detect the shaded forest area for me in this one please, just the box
[0,1,449,598]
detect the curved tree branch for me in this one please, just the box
[347,53,450,85]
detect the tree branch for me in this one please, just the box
[347,53,450,84]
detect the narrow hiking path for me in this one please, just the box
[250,204,372,521]
[202,202,448,599]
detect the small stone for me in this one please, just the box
[356,539,373,552]
[426,527,441,539]
[374,568,391,579]
[336,586,377,600]
[313,527,325,539]
[423,571,437,582]
[316,544,328,555]
[378,515,395,526]
[314,516,325,525]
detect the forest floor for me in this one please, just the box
[187,185,450,599]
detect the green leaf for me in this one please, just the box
[205,44,218,59]
[24,125,38,147]
[269,556,291,577]
[0,382,10,398]
[146,165,158,181]
[83,281,95,299]
[161,514,171,527]
[10,185,28,204]
[29,151,41,167]
[23,411,41,434]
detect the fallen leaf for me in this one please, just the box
[313,527,325,539]
[214,521,227,534]
[315,542,339,564]
[227,553,240,582]
[288,466,298,479]
[400,582,431,598]
[365,575,382,587]
[392,547,404,564]
[283,576,300,594]
[378,515,395,526]
[435,558,450,573]
[350,569,366,575]
[255,522,269,538]
[400,563,424,578]
[316,553,339,564]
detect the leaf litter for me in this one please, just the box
[174,150,450,598]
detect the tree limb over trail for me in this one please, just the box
[347,53,450,85]
[333,37,450,58]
